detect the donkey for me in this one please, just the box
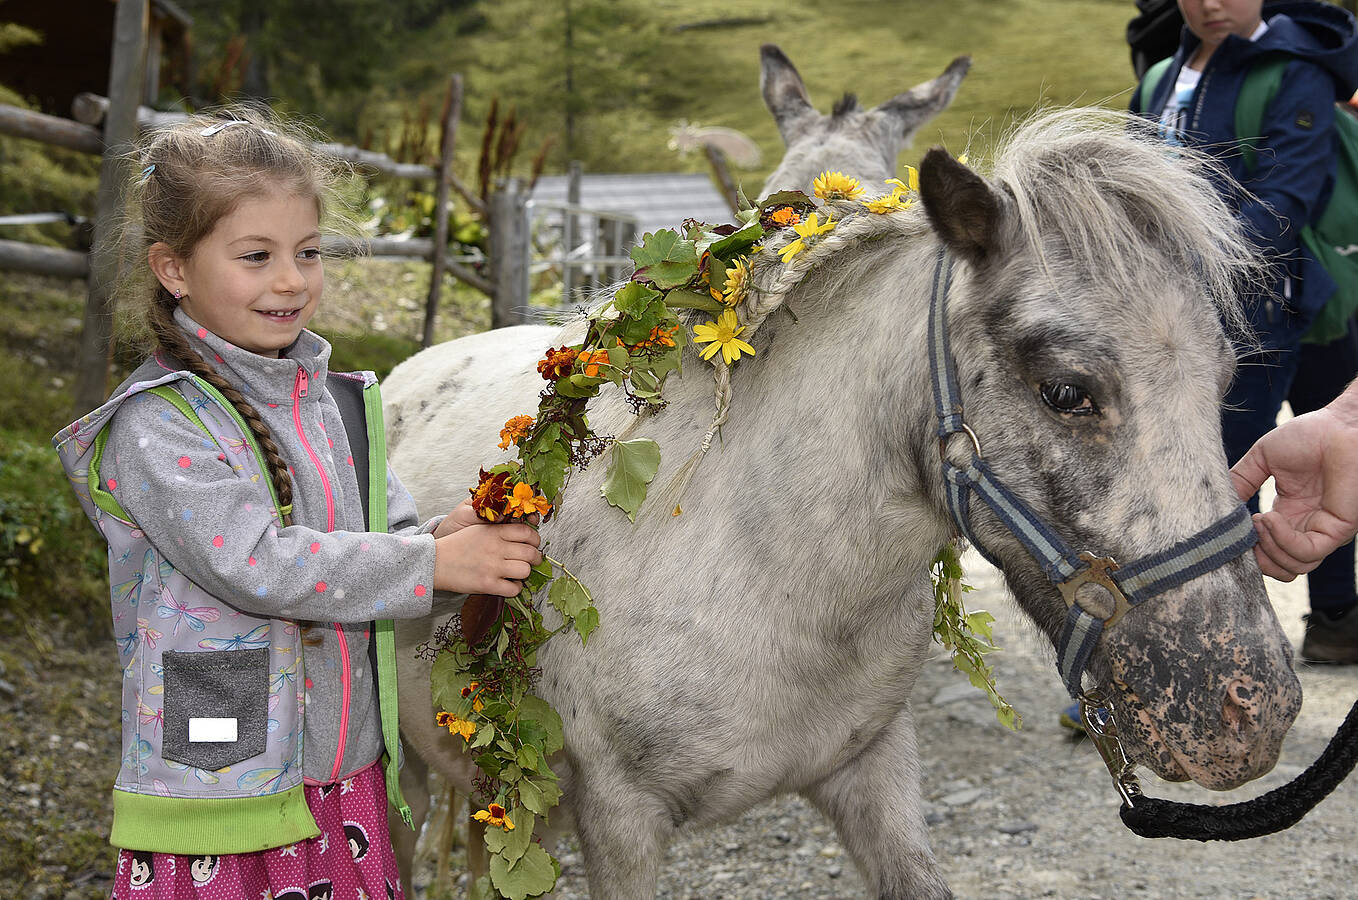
[758,43,971,196]
[380,108,1302,898]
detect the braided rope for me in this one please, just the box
[1120,695,1358,841]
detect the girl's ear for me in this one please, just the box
[148,242,188,296]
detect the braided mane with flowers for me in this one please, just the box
[428,164,1011,900]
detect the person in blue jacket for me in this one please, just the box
[1131,0,1358,666]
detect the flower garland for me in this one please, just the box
[429,164,1008,900]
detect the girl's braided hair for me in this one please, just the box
[123,106,349,526]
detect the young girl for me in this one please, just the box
[51,109,541,899]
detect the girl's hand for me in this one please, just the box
[433,522,542,597]
[433,498,481,538]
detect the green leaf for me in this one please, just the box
[574,606,600,645]
[664,289,726,313]
[523,440,570,504]
[472,724,496,749]
[759,189,814,211]
[707,221,764,259]
[517,743,539,772]
[518,776,564,816]
[547,575,590,619]
[431,652,475,715]
[600,438,661,522]
[517,694,564,755]
[612,281,663,318]
[629,230,700,289]
[490,843,557,899]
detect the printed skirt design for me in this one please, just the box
[111,761,401,900]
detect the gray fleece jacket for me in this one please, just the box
[53,308,445,853]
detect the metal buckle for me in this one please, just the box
[938,422,984,463]
[1079,690,1143,808]
[1058,552,1134,627]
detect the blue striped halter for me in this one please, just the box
[926,248,1259,697]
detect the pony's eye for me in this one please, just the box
[1040,381,1097,416]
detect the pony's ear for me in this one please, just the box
[875,56,971,138]
[760,44,816,143]
[919,146,1007,264]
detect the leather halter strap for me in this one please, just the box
[926,247,1257,697]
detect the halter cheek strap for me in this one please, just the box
[926,247,1258,697]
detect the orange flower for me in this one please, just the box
[435,711,477,742]
[537,346,579,380]
[497,415,534,450]
[470,468,512,521]
[769,206,801,227]
[473,803,514,830]
[461,681,485,712]
[579,348,612,377]
[505,481,552,518]
[631,324,678,350]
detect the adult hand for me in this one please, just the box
[1231,395,1358,581]
[433,522,542,597]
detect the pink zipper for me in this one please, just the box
[292,365,351,782]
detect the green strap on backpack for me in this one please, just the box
[1140,55,1358,343]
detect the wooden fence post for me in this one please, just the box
[562,160,582,303]
[489,179,529,328]
[421,73,464,349]
[74,0,148,415]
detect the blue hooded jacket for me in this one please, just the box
[1131,1,1358,335]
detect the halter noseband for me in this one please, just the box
[926,248,1258,697]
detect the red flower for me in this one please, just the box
[537,346,579,380]
[470,468,512,521]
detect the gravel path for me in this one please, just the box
[410,550,1358,900]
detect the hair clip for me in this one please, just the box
[138,164,156,184]
[200,120,279,138]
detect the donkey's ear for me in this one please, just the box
[919,146,1008,264]
[760,44,816,142]
[875,56,971,138]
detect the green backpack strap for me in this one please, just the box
[327,374,411,828]
[1233,56,1289,173]
[1137,57,1175,115]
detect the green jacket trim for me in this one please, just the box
[110,784,320,854]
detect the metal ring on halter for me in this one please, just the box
[939,422,984,463]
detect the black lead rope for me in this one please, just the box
[1114,695,1358,841]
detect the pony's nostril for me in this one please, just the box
[1222,678,1260,736]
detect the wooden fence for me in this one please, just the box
[1,0,645,413]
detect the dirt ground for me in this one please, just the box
[7,525,1357,898]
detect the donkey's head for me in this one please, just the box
[759,44,970,197]
[915,113,1301,790]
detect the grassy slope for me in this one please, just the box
[0,2,1140,893]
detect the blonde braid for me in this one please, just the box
[148,292,295,525]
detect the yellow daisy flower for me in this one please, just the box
[721,257,750,306]
[812,170,864,200]
[862,178,913,214]
[473,803,515,830]
[692,309,756,365]
[778,212,836,263]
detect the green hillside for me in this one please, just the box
[375,0,1142,187]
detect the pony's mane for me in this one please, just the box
[745,107,1259,339]
[831,93,860,119]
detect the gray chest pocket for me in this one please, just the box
[162,648,269,771]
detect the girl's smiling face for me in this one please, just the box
[151,190,323,357]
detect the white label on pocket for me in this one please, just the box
[188,717,238,743]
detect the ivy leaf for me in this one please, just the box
[472,724,496,749]
[629,230,700,288]
[759,189,813,211]
[489,842,557,899]
[600,438,661,522]
[707,221,764,260]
